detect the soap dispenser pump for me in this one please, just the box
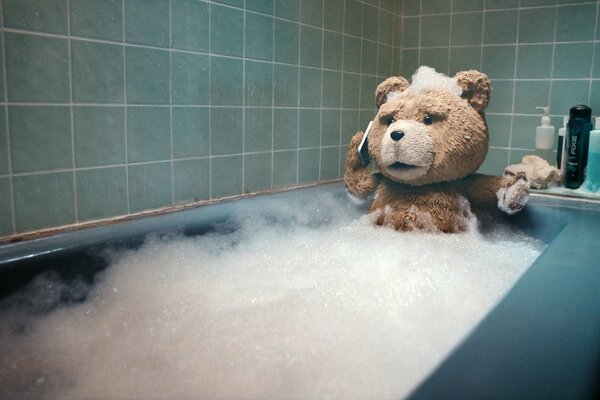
[535,106,555,163]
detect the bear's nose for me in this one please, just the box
[390,130,405,141]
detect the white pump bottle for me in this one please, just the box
[535,106,555,164]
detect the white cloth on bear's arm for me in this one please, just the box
[504,154,561,189]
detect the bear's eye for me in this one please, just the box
[385,117,395,126]
[423,115,433,125]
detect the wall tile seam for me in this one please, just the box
[66,0,79,223]
[506,5,522,166]
[169,0,175,206]
[121,0,131,215]
[586,0,600,103]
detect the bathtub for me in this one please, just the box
[0,182,598,399]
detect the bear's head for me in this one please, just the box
[367,66,492,186]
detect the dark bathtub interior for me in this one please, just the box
[0,182,599,398]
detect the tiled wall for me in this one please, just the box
[0,0,402,237]
[399,0,600,174]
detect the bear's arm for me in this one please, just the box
[458,173,529,214]
[344,131,380,198]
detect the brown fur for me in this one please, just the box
[344,68,529,233]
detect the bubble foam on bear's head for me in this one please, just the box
[0,190,544,400]
[386,66,463,103]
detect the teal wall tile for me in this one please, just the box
[274,19,299,64]
[482,45,516,79]
[478,148,508,175]
[449,47,482,75]
[361,40,377,75]
[520,0,556,5]
[341,109,360,144]
[273,150,297,188]
[245,61,273,106]
[211,155,243,198]
[378,44,393,77]
[125,0,169,47]
[299,67,322,107]
[128,162,172,212]
[344,0,362,37]
[172,107,209,158]
[550,80,591,116]
[486,114,511,147]
[323,31,343,70]
[126,47,170,104]
[173,159,210,203]
[343,36,362,73]
[245,108,273,152]
[211,3,244,57]
[74,106,125,167]
[301,0,323,27]
[71,0,123,41]
[423,0,451,13]
[275,0,299,21]
[594,43,600,78]
[421,15,451,47]
[172,53,209,105]
[513,80,551,115]
[320,146,340,180]
[127,107,171,163]
[273,108,298,150]
[379,12,394,46]
[299,109,321,148]
[453,0,484,12]
[360,75,377,109]
[362,5,379,42]
[300,25,322,67]
[5,33,69,103]
[72,41,124,103]
[589,81,600,116]
[71,0,122,41]
[552,43,594,79]
[322,71,342,108]
[518,7,555,43]
[556,4,596,42]
[14,172,75,232]
[420,48,449,74]
[213,0,243,7]
[0,178,12,236]
[509,149,532,166]
[516,45,553,79]
[298,148,319,183]
[486,80,514,113]
[342,73,360,108]
[403,0,421,16]
[172,0,209,52]
[273,64,298,106]
[245,12,274,61]
[323,0,343,32]
[211,56,243,106]
[76,167,128,221]
[402,17,420,48]
[244,153,272,193]
[484,10,518,45]
[486,0,519,9]
[211,107,244,155]
[247,0,273,14]
[0,110,7,175]
[10,106,72,173]
[451,12,483,46]
[401,49,420,76]
[4,0,67,34]
[321,110,341,146]
[511,115,538,149]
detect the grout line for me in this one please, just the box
[587,0,600,106]
[122,0,130,214]
[208,1,212,199]
[506,4,522,167]
[169,0,175,205]
[66,0,78,223]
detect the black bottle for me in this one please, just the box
[565,105,592,189]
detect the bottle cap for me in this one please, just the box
[569,104,592,120]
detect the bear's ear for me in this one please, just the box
[454,70,492,112]
[375,76,410,108]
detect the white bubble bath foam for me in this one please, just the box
[0,188,544,399]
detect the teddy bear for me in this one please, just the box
[344,66,529,233]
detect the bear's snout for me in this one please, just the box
[390,130,405,141]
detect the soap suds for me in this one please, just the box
[0,191,543,400]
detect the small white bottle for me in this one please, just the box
[586,117,600,192]
[535,106,555,164]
